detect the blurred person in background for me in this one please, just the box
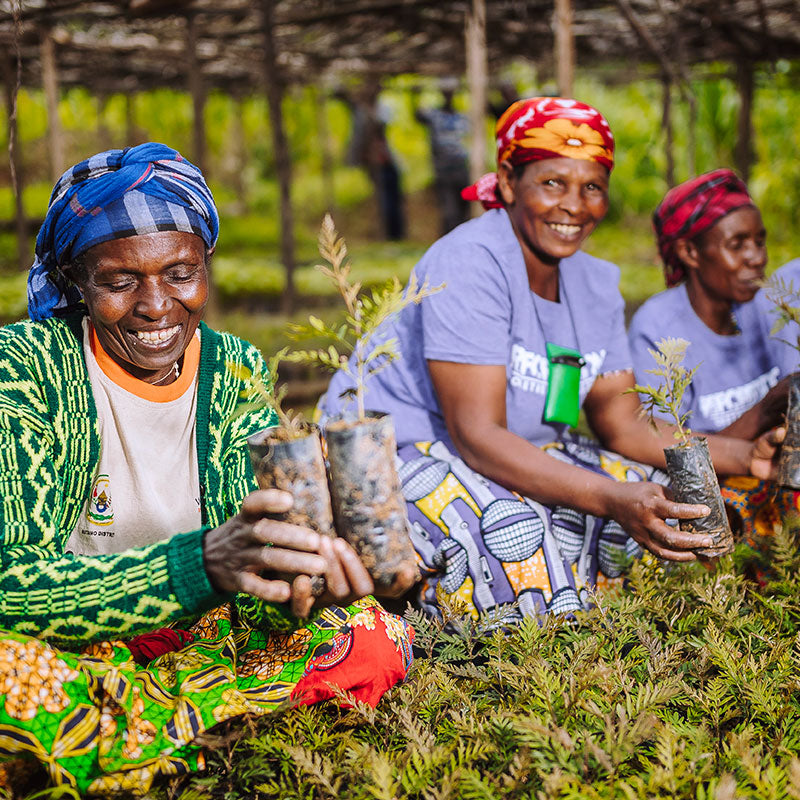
[339,81,406,240]
[630,170,797,542]
[413,78,471,234]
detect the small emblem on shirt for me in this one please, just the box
[87,474,114,526]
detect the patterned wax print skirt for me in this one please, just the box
[398,435,800,622]
[721,476,800,548]
[397,435,664,622]
[0,598,413,795]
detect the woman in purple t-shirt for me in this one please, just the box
[630,169,789,439]
[630,171,795,541]
[320,99,782,622]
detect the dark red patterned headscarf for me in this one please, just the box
[653,169,754,287]
[462,97,615,209]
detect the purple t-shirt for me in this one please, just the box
[754,258,800,376]
[319,209,632,447]
[629,283,783,433]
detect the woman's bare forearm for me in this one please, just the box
[603,416,752,476]
[449,418,622,518]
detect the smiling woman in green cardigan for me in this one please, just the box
[0,143,415,795]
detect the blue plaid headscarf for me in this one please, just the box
[27,142,219,321]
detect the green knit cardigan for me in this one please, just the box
[0,313,279,649]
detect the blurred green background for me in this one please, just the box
[1,64,798,369]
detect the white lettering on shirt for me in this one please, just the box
[509,343,607,396]
[697,366,780,429]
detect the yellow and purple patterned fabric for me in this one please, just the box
[397,435,655,621]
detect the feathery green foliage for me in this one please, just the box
[227,348,307,437]
[628,336,698,445]
[287,214,443,420]
[130,523,800,800]
[763,276,800,358]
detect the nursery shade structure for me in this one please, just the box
[1,0,799,281]
[2,1,799,89]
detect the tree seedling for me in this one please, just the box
[627,336,699,447]
[228,347,308,440]
[287,213,443,420]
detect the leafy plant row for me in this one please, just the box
[147,524,800,800]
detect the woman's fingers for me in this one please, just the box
[654,498,710,520]
[641,538,699,562]
[203,494,327,596]
[290,574,315,618]
[239,488,294,521]
[333,538,374,598]
[768,425,787,445]
[750,425,786,480]
[376,563,418,598]
[646,516,713,552]
[647,493,715,553]
[611,482,717,560]
[310,538,375,608]
[251,518,322,552]
[236,571,293,603]
[249,544,327,578]
[319,536,350,598]
[206,492,385,610]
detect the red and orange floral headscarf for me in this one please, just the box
[462,97,615,209]
[653,169,754,287]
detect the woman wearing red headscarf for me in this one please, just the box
[629,169,790,439]
[319,99,782,622]
[630,170,795,541]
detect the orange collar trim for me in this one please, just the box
[89,323,201,403]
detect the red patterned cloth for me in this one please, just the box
[126,627,194,665]
[462,96,615,209]
[652,168,753,287]
[291,607,414,708]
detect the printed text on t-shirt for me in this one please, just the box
[697,367,780,429]
[510,344,608,395]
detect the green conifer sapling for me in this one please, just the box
[627,336,698,447]
[288,214,443,420]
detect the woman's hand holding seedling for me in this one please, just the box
[620,336,735,557]
[204,489,380,618]
[604,481,714,561]
[746,425,786,480]
[311,537,418,606]
[204,489,327,617]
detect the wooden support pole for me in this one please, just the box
[661,75,675,188]
[735,60,754,183]
[260,0,296,314]
[465,0,488,185]
[313,85,336,215]
[230,93,248,215]
[615,0,696,177]
[2,57,27,272]
[554,0,574,98]
[40,24,64,183]
[185,13,206,174]
[687,90,697,178]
